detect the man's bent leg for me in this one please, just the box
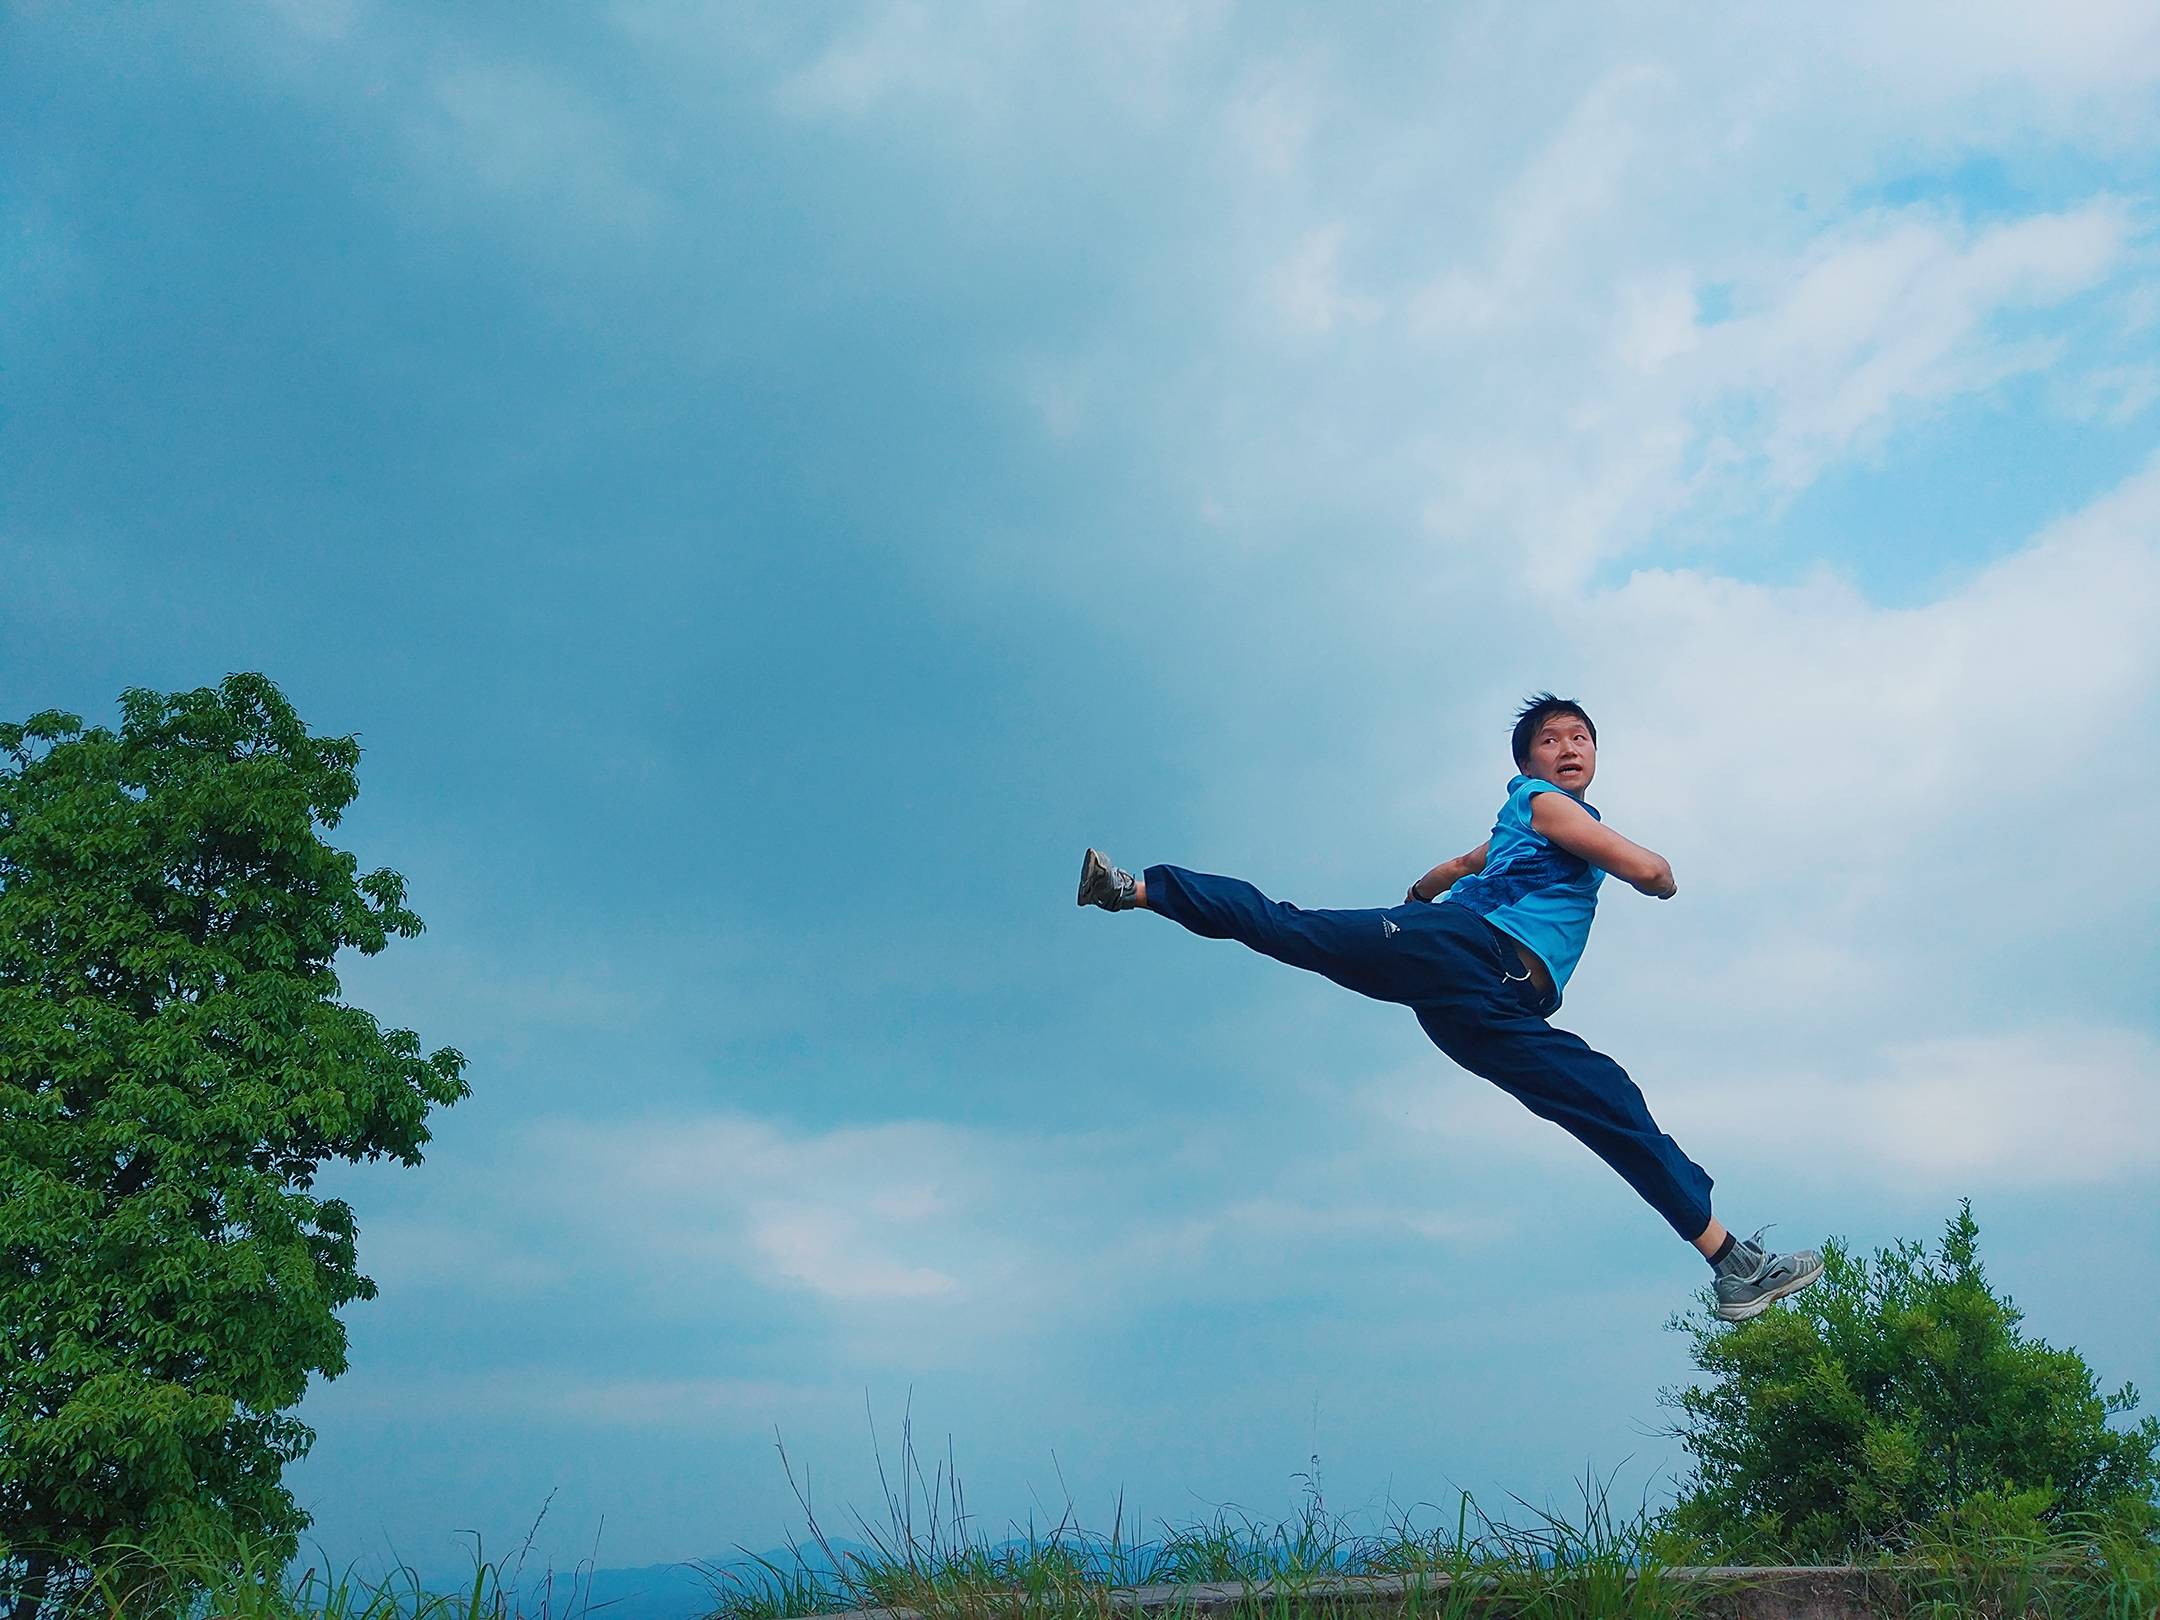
[1692,1216,1732,1259]
[1416,1005,1715,1241]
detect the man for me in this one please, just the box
[1077,692,1822,1321]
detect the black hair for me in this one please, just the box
[1511,692,1596,768]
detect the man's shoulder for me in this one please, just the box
[1508,774,1599,817]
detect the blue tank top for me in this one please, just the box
[1442,774,1605,1004]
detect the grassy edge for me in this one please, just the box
[9,1407,2158,1619]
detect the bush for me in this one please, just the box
[1659,1201,2160,1562]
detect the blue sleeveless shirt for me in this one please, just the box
[1441,774,1605,1004]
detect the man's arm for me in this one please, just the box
[1406,841,1489,903]
[1530,793,1676,898]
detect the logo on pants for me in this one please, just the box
[1380,918,1400,936]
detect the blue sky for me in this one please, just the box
[7,0,2160,1584]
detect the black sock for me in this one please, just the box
[1706,1231,1736,1270]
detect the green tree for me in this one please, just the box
[0,675,467,1619]
[1660,1201,2160,1561]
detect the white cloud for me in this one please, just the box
[1348,1017,2160,1208]
[319,1367,839,1431]
[1841,0,2160,111]
[1014,354,1092,441]
[527,1113,1020,1306]
[746,1203,961,1301]
[352,1216,568,1297]
[261,0,362,42]
[771,1,991,122]
[545,1374,837,1428]
[1267,224,1379,336]
[1349,1056,1612,1175]
[1220,64,1319,178]
[363,1102,1522,1378]
[1409,63,1671,340]
[1708,204,2128,488]
[412,58,660,229]
[1573,453,2160,894]
[1121,1197,1511,1271]
[1413,202,2134,589]
[2057,361,2160,423]
[1692,1026,2160,1186]
[767,0,1229,127]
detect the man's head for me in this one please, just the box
[1511,692,1597,793]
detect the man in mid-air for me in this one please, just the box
[1077,692,1822,1322]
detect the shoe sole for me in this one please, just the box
[1077,848,1108,906]
[1715,1256,1825,1322]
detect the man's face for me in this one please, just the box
[1522,711,1596,792]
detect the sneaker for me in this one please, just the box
[1713,1226,1824,1322]
[1077,848,1139,911]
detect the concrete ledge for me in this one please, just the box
[805,1564,1914,1620]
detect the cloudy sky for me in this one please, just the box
[7,0,2159,1584]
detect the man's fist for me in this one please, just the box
[1404,882,1432,904]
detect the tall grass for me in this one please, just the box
[691,1404,1701,1620]
[19,1492,611,1620]
[37,1536,611,1620]
[1895,1504,2160,1620]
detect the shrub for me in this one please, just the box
[1660,1201,2160,1562]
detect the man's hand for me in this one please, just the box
[1406,841,1489,904]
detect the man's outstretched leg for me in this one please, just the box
[1079,850,1449,1007]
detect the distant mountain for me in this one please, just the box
[486,1538,886,1620]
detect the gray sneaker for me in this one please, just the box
[1713,1226,1824,1322]
[1077,848,1139,911]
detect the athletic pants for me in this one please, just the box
[1143,865,1715,1241]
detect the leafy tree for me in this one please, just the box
[0,675,467,1619]
[1660,1201,2160,1561]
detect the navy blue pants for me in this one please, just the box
[1144,865,1715,1241]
